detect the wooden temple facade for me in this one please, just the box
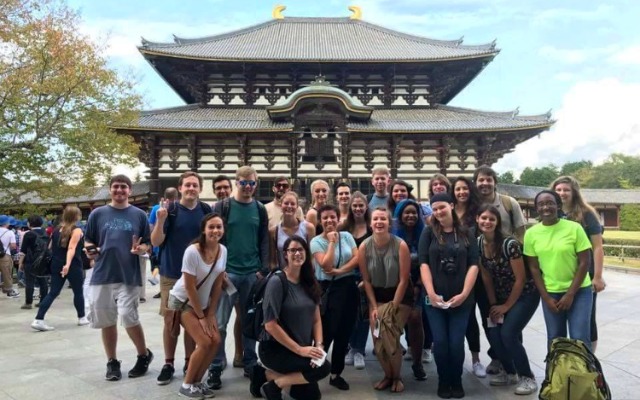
[114,6,554,202]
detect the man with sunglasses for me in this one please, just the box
[207,166,269,389]
[265,176,304,230]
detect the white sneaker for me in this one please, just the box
[515,376,538,395]
[422,348,433,363]
[31,319,54,332]
[404,346,413,361]
[486,359,502,374]
[78,316,90,326]
[344,348,355,366]
[490,371,518,386]
[353,352,365,370]
[472,361,487,378]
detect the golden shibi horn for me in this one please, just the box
[348,5,362,20]
[273,5,286,19]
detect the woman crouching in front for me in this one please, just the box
[419,193,479,399]
[359,207,413,393]
[259,236,329,400]
[168,213,226,399]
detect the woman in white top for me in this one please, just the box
[168,213,227,399]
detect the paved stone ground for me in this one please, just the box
[1,269,639,399]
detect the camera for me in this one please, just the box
[440,257,458,275]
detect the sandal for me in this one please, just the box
[374,377,393,391]
[391,378,405,393]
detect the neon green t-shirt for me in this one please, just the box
[523,219,592,293]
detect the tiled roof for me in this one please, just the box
[119,105,552,133]
[9,182,151,206]
[499,183,640,205]
[139,17,498,62]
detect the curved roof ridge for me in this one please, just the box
[140,104,201,116]
[436,104,552,121]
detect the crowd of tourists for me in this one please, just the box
[0,165,606,399]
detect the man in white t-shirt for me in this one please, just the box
[264,176,304,230]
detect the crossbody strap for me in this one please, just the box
[182,245,221,310]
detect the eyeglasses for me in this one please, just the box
[286,248,304,255]
[111,184,129,190]
[238,180,257,187]
[275,183,290,189]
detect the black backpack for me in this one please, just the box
[243,269,288,341]
[30,232,52,277]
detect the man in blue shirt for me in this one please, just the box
[151,171,211,385]
[85,175,153,382]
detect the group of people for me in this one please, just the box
[0,163,606,400]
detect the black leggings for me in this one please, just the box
[465,277,496,359]
[321,277,359,375]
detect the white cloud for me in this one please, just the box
[538,46,590,64]
[531,5,615,27]
[609,45,640,65]
[553,72,576,82]
[494,78,640,175]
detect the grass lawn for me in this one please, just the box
[604,256,640,269]
[604,231,640,241]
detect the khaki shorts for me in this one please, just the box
[159,275,178,316]
[87,283,140,329]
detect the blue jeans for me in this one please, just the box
[210,272,257,371]
[542,286,593,351]
[426,302,473,386]
[36,264,85,319]
[487,292,540,378]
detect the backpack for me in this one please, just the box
[29,232,52,277]
[242,269,289,341]
[539,337,612,400]
[0,231,9,257]
[216,197,268,249]
[159,201,212,257]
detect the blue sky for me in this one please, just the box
[69,0,640,175]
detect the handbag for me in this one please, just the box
[320,235,341,316]
[168,245,220,338]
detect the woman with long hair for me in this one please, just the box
[525,190,593,351]
[167,213,226,398]
[258,236,329,400]
[551,176,605,352]
[392,199,428,380]
[477,204,539,395]
[428,174,452,198]
[359,207,413,393]
[340,191,372,370]
[306,180,331,235]
[419,193,479,399]
[387,180,416,217]
[310,204,359,391]
[453,176,491,378]
[31,206,88,331]
[335,182,352,224]
[270,191,315,269]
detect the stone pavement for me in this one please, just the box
[1,269,639,400]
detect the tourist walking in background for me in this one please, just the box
[419,193,479,399]
[0,215,19,298]
[18,215,48,308]
[31,206,88,331]
[524,190,593,350]
[552,175,606,352]
[169,213,226,399]
[477,204,539,395]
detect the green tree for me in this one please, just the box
[519,165,559,187]
[0,0,141,205]
[585,154,640,189]
[559,160,593,177]
[498,171,515,184]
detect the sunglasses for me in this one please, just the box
[238,180,257,187]
[286,248,304,255]
[275,183,290,189]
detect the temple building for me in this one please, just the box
[114,6,554,202]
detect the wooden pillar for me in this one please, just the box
[140,134,160,204]
[339,132,351,179]
[389,135,402,179]
[187,135,199,171]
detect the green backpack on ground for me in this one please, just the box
[539,337,611,400]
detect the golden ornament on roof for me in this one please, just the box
[272,5,286,19]
[348,5,362,20]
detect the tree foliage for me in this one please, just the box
[0,0,141,205]
[518,165,559,187]
[620,204,640,231]
[498,171,515,184]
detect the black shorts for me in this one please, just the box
[259,340,331,385]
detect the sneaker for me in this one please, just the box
[205,368,222,390]
[179,384,204,399]
[437,383,451,399]
[514,376,538,395]
[31,319,54,331]
[486,359,502,375]
[423,348,433,363]
[195,383,216,399]
[450,384,465,399]
[157,363,175,385]
[344,348,355,366]
[249,364,266,398]
[153,292,161,299]
[353,352,365,370]
[106,359,122,381]
[472,361,487,378]
[21,303,33,310]
[78,316,90,326]
[404,346,413,361]
[18,280,25,288]
[128,348,154,378]
[7,290,20,298]
[490,371,518,386]
[329,375,350,390]
[412,363,427,381]
[260,380,282,400]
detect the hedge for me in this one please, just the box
[620,204,640,231]
[603,238,640,258]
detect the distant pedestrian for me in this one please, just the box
[0,215,19,298]
[18,215,48,307]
